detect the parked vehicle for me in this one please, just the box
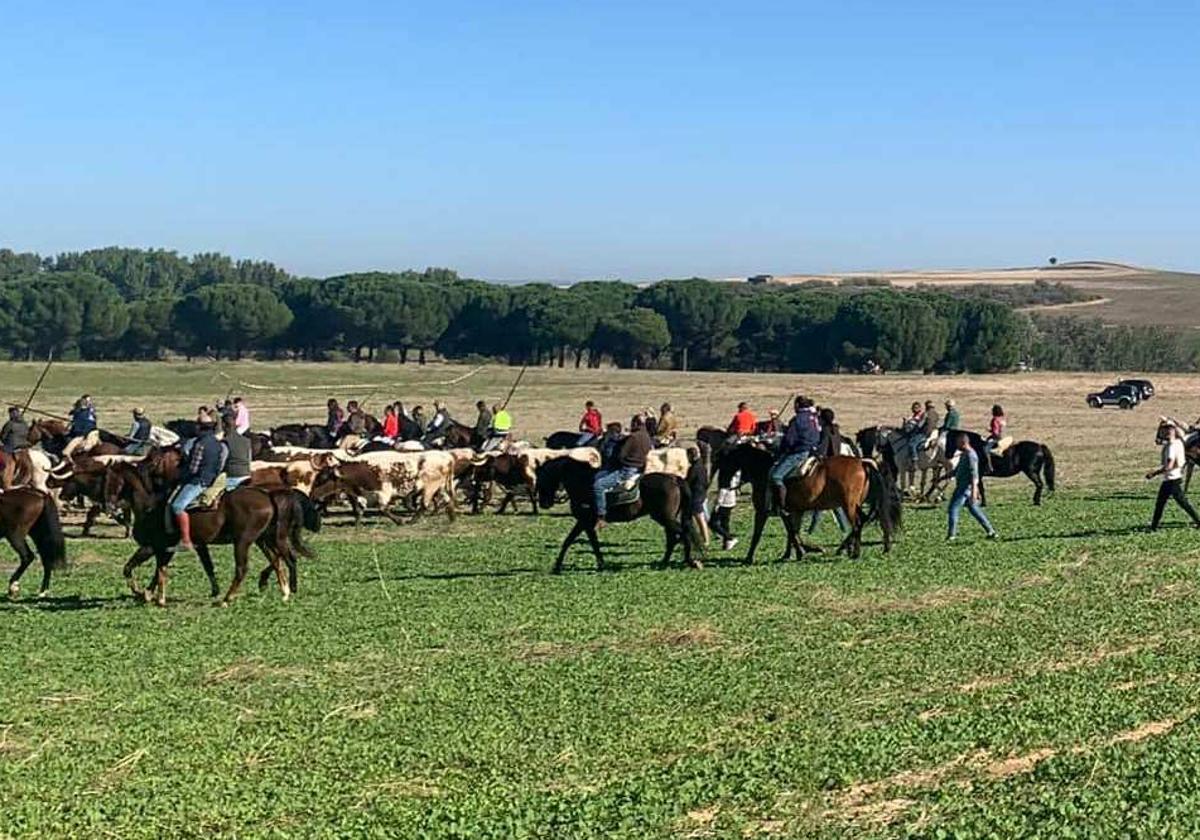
[1117,379,1155,400]
[1087,384,1141,410]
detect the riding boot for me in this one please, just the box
[772,484,787,513]
[175,512,195,553]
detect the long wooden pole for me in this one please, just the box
[21,348,55,414]
[500,364,528,410]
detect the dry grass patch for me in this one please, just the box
[202,658,313,686]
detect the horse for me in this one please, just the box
[545,431,587,450]
[427,420,474,450]
[857,425,943,498]
[938,430,1057,506]
[47,456,132,537]
[104,462,319,606]
[715,443,900,563]
[270,424,336,450]
[3,489,67,599]
[535,458,699,573]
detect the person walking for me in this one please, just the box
[685,444,710,547]
[709,473,739,551]
[1146,424,1200,530]
[947,435,997,541]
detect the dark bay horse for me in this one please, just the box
[535,458,699,572]
[269,424,336,449]
[105,463,319,606]
[937,430,1056,506]
[3,489,67,599]
[715,444,900,563]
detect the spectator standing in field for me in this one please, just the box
[1146,424,1200,530]
[947,435,997,541]
[685,444,710,547]
[709,473,739,552]
[233,397,250,434]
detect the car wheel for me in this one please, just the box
[1120,399,1132,410]
[1088,398,1101,408]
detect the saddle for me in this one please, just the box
[605,475,641,508]
[922,431,939,451]
[992,436,1013,455]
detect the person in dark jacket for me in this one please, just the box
[125,408,152,455]
[808,407,849,534]
[686,443,711,546]
[62,395,98,458]
[221,414,252,490]
[0,407,30,490]
[326,399,344,437]
[171,419,222,552]
[769,396,821,509]
[1,407,29,455]
[473,401,493,446]
[593,416,652,527]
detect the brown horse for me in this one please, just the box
[715,443,900,563]
[3,488,67,598]
[104,463,319,606]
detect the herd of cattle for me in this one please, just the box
[22,416,693,536]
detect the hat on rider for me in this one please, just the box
[133,407,145,417]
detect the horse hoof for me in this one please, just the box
[7,583,19,599]
[218,600,230,608]
[37,590,49,599]
[280,588,292,602]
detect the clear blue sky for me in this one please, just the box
[3,1,1197,280]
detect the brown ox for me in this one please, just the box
[313,450,455,524]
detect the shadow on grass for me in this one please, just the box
[2,593,127,612]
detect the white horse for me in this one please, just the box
[877,426,945,498]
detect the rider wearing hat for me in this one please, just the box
[770,396,820,510]
[125,407,152,455]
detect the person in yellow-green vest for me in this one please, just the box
[482,403,512,452]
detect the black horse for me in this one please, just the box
[938,430,1056,506]
[269,424,336,449]
[535,458,699,572]
[545,430,589,450]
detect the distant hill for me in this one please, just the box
[730,262,1200,328]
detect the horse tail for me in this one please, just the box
[279,490,319,560]
[677,475,701,551]
[864,460,902,534]
[1042,445,1056,493]
[31,494,68,571]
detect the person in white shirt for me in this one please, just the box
[1145,424,1200,530]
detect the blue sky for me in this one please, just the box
[3,1,1197,280]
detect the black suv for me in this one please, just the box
[1087,384,1140,410]
[1117,379,1155,400]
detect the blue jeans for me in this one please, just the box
[170,482,206,515]
[908,434,923,461]
[226,476,249,490]
[948,485,994,537]
[770,452,808,486]
[594,467,639,517]
[577,432,596,446]
[807,508,849,534]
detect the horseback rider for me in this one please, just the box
[62,394,98,458]
[220,413,252,491]
[656,402,678,446]
[411,405,427,431]
[643,408,658,440]
[171,416,223,553]
[593,415,652,529]
[923,400,940,437]
[727,402,757,439]
[756,409,781,439]
[381,404,400,440]
[125,407,152,455]
[473,401,493,447]
[340,400,368,450]
[326,399,344,437]
[232,397,250,434]
[578,400,603,446]
[902,401,926,464]
[769,396,821,510]
[985,404,1007,469]
[428,400,450,437]
[480,403,512,452]
[940,399,961,432]
[0,407,29,489]
[599,421,624,467]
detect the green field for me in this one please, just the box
[2,363,1199,838]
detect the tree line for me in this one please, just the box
[0,246,1189,372]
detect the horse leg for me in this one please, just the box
[659,526,678,569]
[6,535,36,599]
[195,544,220,601]
[220,539,253,605]
[552,520,586,574]
[82,504,101,537]
[584,525,605,572]
[153,550,172,607]
[1027,464,1043,506]
[778,512,804,562]
[122,545,156,600]
[257,541,290,601]
[744,506,768,565]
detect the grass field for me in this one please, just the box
[3,362,1200,838]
